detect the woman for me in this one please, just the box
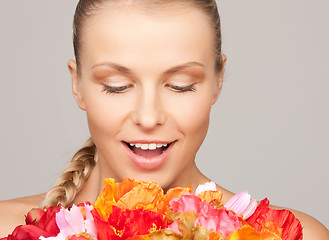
[0,0,328,238]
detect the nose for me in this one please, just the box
[131,87,166,130]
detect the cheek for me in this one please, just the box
[165,91,213,136]
[83,87,132,139]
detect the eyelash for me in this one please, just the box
[166,83,197,93]
[102,83,196,94]
[102,85,131,94]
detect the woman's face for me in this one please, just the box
[69,3,224,189]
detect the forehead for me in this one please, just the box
[79,3,216,73]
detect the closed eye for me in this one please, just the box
[165,83,196,93]
[102,84,133,94]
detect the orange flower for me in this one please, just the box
[115,180,163,211]
[209,231,224,240]
[235,220,282,239]
[93,178,191,221]
[260,222,283,239]
[115,178,143,200]
[93,178,117,221]
[229,225,262,240]
[197,190,223,206]
[154,186,192,215]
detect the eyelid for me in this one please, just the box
[102,84,133,94]
[99,73,135,94]
[165,83,196,92]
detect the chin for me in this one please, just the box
[119,169,178,190]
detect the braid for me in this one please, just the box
[41,138,96,207]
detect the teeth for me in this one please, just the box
[141,144,148,150]
[149,143,157,150]
[130,143,169,150]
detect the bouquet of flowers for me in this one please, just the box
[2,178,303,240]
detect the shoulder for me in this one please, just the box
[270,204,329,240]
[0,194,45,237]
[217,185,329,239]
[290,209,329,240]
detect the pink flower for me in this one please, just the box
[224,191,257,220]
[166,220,181,234]
[40,203,97,240]
[170,194,202,213]
[196,207,241,237]
[170,195,241,237]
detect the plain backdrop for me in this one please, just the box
[0,0,328,229]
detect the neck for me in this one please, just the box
[73,162,102,205]
[73,158,233,205]
[163,162,211,194]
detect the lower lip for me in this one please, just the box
[123,142,175,170]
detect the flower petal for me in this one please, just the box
[196,208,241,237]
[166,219,181,234]
[241,197,258,220]
[195,181,217,196]
[26,208,45,225]
[170,195,202,213]
[56,205,85,236]
[224,191,252,215]
[84,204,94,221]
[246,198,303,240]
[228,225,261,240]
[84,219,97,238]
[56,207,74,236]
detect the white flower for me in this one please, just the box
[195,181,217,196]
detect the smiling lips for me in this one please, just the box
[123,141,174,170]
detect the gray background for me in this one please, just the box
[0,0,328,229]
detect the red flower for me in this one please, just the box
[2,206,61,240]
[1,225,55,240]
[34,206,61,234]
[246,198,303,240]
[92,206,166,240]
[25,208,45,225]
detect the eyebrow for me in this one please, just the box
[92,61,204,78]
[92,62,134,75]
[163,62,205,75]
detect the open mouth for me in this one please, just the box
[124,142,172,157]
[122,141,176,170]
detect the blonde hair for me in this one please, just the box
[41,138,96,207]
[43,0,223,207]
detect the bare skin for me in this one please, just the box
[0,194,45,237]
[1,3,328,239]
